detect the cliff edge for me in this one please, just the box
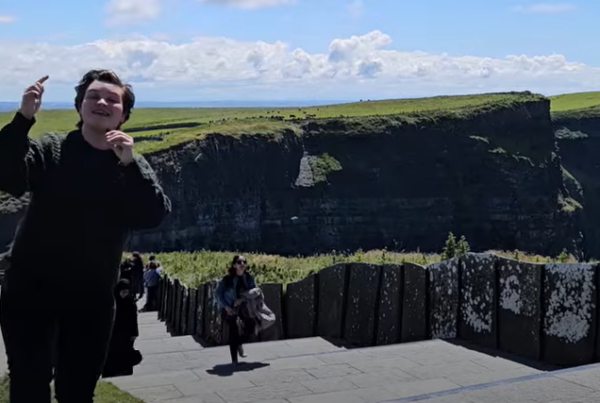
[553,104,600,258]
[0,92,585,258]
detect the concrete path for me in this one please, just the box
[108,312,600,403]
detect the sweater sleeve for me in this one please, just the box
[0,112,47,197]
[119,154,171,230]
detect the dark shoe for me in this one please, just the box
[238,346,247,358]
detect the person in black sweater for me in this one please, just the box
[0,70,171,403]
[129,252,145,300]
[102,279,141,378]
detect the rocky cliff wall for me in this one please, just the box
[131,99,581,257]
[0,99,584,257]
[554,113,600,258]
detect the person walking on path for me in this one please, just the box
[0,70,171,403]
[216,255,256,366]
[102,279,142,378]
[141,261,160,312]
[129,252,145,300]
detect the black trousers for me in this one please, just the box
[0,266,115,403]
[224,312,254,363]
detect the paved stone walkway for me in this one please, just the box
[107,312,600,403]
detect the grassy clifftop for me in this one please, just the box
[2,90,599,154]
[0,92,544,154]
[550,91,600,120]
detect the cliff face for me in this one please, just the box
[130,99,580,257]
[0,100,584,258]
[554,113,600,258]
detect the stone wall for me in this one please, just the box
[157,252,600,368]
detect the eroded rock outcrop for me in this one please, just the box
[0,96,585,257]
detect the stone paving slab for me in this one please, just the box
[105,312,600,403]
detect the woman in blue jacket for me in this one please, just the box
[216,255,256,366]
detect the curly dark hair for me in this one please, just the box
[74,69,135,129]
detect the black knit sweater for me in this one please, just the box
[0,112,171,287]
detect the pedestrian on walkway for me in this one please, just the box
[146,254,162,273]
[130,252,145,300]
[216,255,256,366]
[102,279,142,378]
[0,70,171,403]
[141,261,160,312]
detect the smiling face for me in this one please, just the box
[79,80,126,132]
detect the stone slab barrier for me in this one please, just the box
[158,252,599,368]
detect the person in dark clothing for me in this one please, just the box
[102,279,141,378]
[120,258,133,282]
[129,252,145,300]
[216,255,257,366]
[0,71,171,403]
[141,261,160,312]
[146,254,163,273]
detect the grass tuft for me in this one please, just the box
[0,376,144,403]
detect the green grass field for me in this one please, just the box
[0,90,598,154]
[549,91,600,112]
[0,92,543,154]
[0,376,143,403]
[152,248,579,288]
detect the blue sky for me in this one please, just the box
[0,0,598,102]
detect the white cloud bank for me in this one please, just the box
[0,30,599,101]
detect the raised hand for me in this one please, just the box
[106,130,134,165]
[19,76,49,120]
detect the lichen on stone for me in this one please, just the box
[461,253,494,334]
[544,263,596,344]
[428,258,459,339]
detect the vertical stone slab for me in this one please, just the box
[259,283,284,341]
[428,258,459,339]
[164,278,172,324]
[186,288,197,336]
[317,264,348,339]
[204,280,225,345]
[174,281,183,336]
[344,263,382,347]
[285,274,317,339]
[459,253,497,349]
[543,263,597,366]
[196,283,206,338]
[402,262,428,342]
[157,276,164,320]
[376,264,402,345]
[160,276,168,320]
[169,279,178,329]
[497,256,542,360]
[179,287,190,335]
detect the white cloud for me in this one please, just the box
[512,3,577,13]
[105,0,161,23]
[0,30,599,101]
[196,0,296,9]
[0,15,15,23]
[347,0,363,18]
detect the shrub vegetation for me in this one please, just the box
[152,233,580,288]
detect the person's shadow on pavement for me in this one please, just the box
[206,362,270,377]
